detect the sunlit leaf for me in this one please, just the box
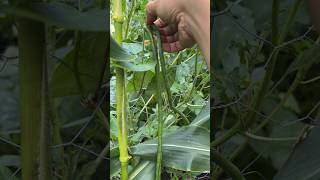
[129,160,155,180]
[130,105,210,172]
[110,37,135,61]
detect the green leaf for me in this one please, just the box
[112,61,156,72]
[110,111,118,139]
[1,2,108,32]
[110,37,135,61]
[248,98,304,169]
[273,128,320,180]
[190,102,210,130]
[129,160,155,180]
[145,67,175,97]
[122,42,143,55]
[280,93,301,114]
[110,147,121,177]
[50,32,106,97]
[0,155,20,167]
[287,44,320,74]
[127,71,155,92]
[130,126,209,172]
[78,160,97,177]
[110,157,121,177]
[212,3,255,70]
[130,105,210,172]
[0,164,18,180]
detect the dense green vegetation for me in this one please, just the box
[0,0,210,179]
[110,0,210,179]
[0,0,108,179]
[213,0,320,179]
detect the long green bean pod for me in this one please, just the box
[146,24,193,179]
[148,26,190,125]
[147,25,163,180]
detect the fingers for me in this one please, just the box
[161,33,179,43]
[162,41,184,52]
[154,19,178,36]
[159,24,178,36]
[154,19,167,28]
[146,1,158,25]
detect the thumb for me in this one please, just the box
[146,1,158,25]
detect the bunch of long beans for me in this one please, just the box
[147,25,164,180]
[147,24,190,179]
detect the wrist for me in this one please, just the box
[183,0,210,65]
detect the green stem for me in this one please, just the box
[96,106,110,130]
[39,25,53,180]
[211,121,240,147]
[300,75,320,85]
[84,143,110,179]
[113,0,129,179]
[124,0,136,39]
[52,104,66,180]
[116,68,129,180]
[213,0,303,148]
[74,31,84,96]
[212,150,246,180]
[148,25,163,180]
[254,67,305,132]
[155,61,163,180]
[17,14,45,180]
[278,0,303,43]
[243,132,298,142]
[246,0,302,125]
[245,0,280,125]
[146,26,190,124]
[212,142,247,180]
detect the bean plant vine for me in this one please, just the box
[212,0,320,179]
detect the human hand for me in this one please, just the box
[146,0,196,52]
[145,0,210,66]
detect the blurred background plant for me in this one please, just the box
[212,0,320,179]
[0,0,109,179]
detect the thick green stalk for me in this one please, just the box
[17,17,45,180]
[38,25,54,180]
[113,0,129,179]
[115,68,129,179]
